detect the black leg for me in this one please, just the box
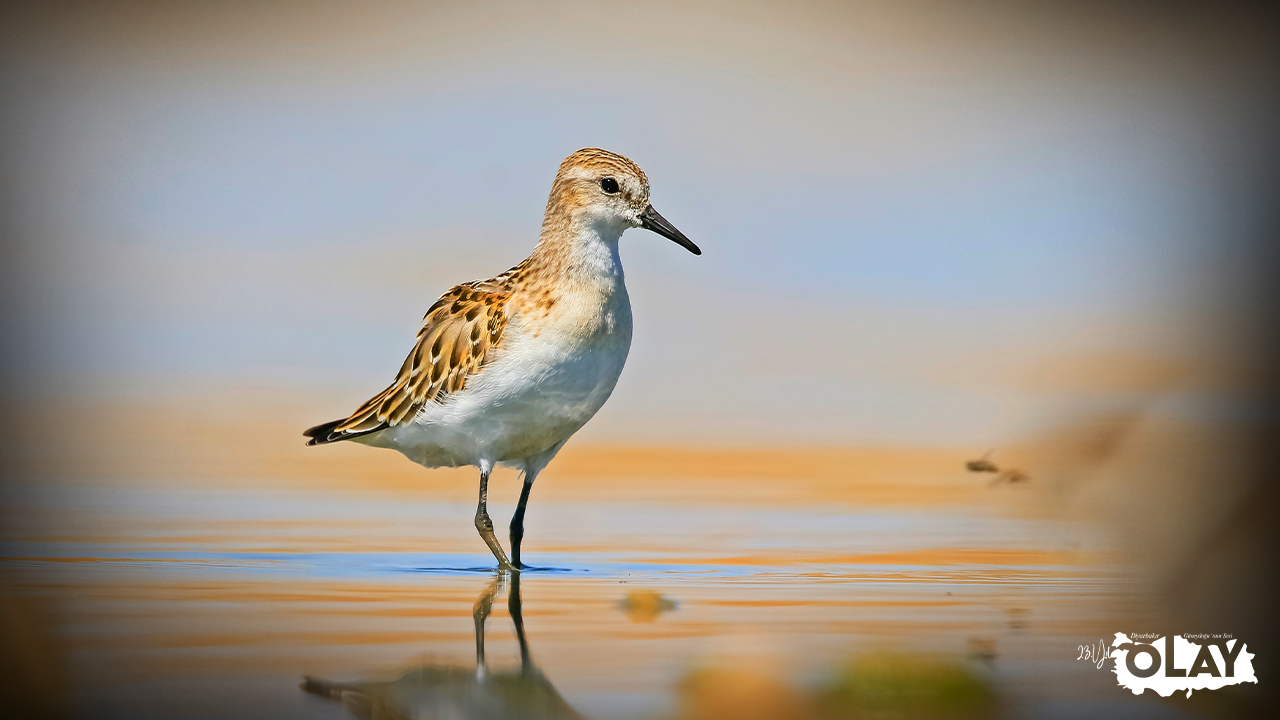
[475,467,513,570]
[509,475,535,569]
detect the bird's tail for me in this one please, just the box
[303,419,346,446]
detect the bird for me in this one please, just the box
[304,148,700,571]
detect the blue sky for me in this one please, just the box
[2,0,1274,444]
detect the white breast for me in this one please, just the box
[366,280,634,469]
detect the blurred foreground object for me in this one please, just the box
[670,653,994,720]
[0,591,71,720]
[618,590,678,623]
[991,400,1280,710]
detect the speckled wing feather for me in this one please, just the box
[304,278,515,445]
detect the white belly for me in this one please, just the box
[361,293,633,469]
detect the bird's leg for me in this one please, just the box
[474,466,513,570]
[509,472,536,569]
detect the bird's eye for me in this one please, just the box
[600,177,620,194]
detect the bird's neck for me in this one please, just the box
[529,211,626,288]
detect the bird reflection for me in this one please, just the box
[302,573,584,720]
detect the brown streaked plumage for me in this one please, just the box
[304,261,530,446]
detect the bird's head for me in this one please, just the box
[544,148,700,255]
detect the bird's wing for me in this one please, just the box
[304,281,512,445]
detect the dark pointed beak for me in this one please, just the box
[640,205,701,255]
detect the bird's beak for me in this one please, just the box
[640,205,701,255]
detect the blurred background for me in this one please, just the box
[2,1,1277,719]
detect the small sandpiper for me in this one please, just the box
[305,148,700,570]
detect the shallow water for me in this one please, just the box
[1,479,1190,720]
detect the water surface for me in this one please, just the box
[1,474,1181,719]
